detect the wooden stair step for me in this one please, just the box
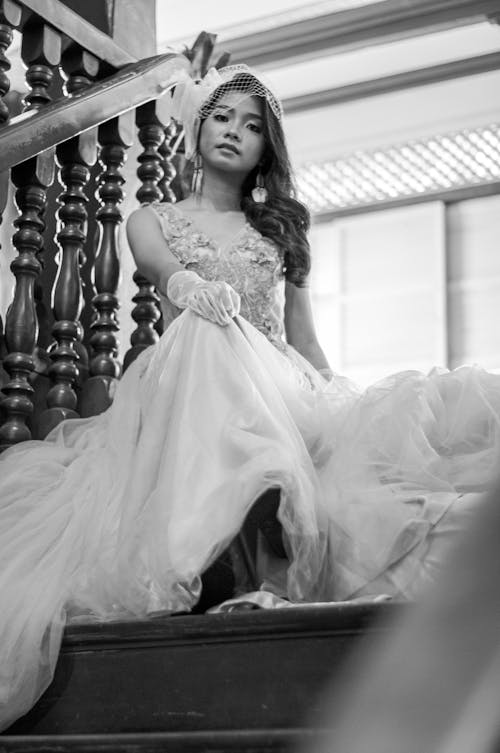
[0,728,324,752]
[4,603,400,738]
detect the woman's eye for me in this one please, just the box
[248,123,262,134]
[213,112,228,122]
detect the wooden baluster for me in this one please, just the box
[0,175,8,373]
[0,154,54,451]
[61,44,99,95]
[0,165,7,353]
[123,272,161,371]
[0,0,21,126]
[37,48,98,437]
[0,2,21,374]
[16,18,63,438]
[123,101,169,371]
[0,11,60,448]
[21,21,62,109]
[0,170,6,395]
[158,120,179,203]
[135,100,166,204]
[79,112,134,417]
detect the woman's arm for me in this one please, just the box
[284,281,331,373]
[126,207,184,294]
[126,207,240,326]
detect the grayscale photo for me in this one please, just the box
[0,1,499,751]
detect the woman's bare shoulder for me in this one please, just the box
[126,204,172,253]
[127,203,170,227]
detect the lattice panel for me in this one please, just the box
[296,123,500,213]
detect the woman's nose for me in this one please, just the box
[225,124,241,141]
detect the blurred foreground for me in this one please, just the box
[302,482,500,753]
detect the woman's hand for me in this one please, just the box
[167,270,240,326]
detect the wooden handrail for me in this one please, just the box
[18,0,136,69]
[0,52,189,172]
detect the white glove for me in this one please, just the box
[166,270,240,326]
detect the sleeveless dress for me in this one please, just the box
[0,201,499,730]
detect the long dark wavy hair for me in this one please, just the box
[198,74,311,287]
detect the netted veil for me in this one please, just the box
[163,64,283,159]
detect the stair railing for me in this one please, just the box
[0,0,191,452]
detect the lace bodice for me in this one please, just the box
[148,202,287,349]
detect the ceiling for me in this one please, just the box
[156,0,380,49]
[7,0,499,216]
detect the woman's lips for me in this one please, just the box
[217,143,240,155]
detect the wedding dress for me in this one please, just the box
[1,201,499,730]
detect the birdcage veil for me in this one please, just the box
[164,64,283,159]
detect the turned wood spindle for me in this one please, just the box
[122,272,161,372]
[62,44,99,95]
[158,120,180,204]
[123,101,171,370]
[0,1,21,347]
[0,0,21,126]
[79,112,134,416]
[0,154,54,451]
[21,22,62,110]
[0,174,7,348]
[12,20,63,440]
[38,134,97,437]
[135,100,166,205]
[37,49,98,437]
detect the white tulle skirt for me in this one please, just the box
[1,310,499,730]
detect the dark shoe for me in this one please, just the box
[243,488,287,559]
[193,548,235,613]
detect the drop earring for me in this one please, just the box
[251,168,268,203]
[191,151,203,196]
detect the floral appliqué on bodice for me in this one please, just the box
[149,202,287,351]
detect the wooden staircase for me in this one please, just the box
[0,603,399,752]
[0,7,405,753]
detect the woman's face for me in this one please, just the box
[198,93,265,176]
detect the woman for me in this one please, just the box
[0,64,499,731]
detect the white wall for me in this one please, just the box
[309,195,500,385]
[310,202,447,385]
[447,194,500,371]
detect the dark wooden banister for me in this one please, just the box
[0,24,225,450]
[0,52,189,172]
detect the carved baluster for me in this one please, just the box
[37,49,98,437]
[123,272,161,371]
[21,21,62,109]
[158,120,180,203]
[0,170,7,364]
[61,44,99,95]
[0,153,54,451]
[15,19,63,438]
[135,100,166,204]
[0,1,21,354]
[79,112,134,416]
[0,0,21,125]
[123,101,169,370]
